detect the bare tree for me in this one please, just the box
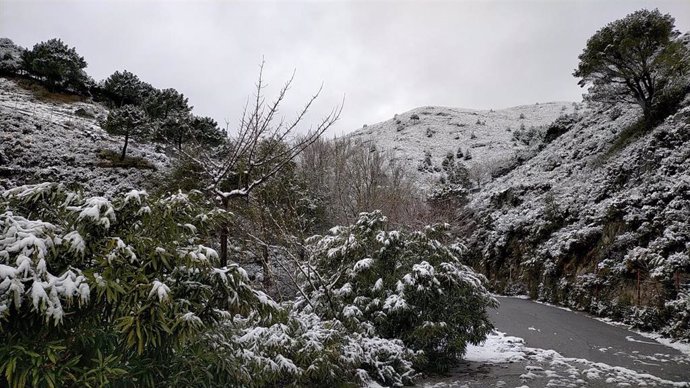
[468,162,491,190]
[299,138,427,229]
[183,61,342,266]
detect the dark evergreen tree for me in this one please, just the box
[574,9,689,119]
[0,38,24,76]
[447,162,471,187]
[102,105,147,160]
[190,116,226,147]
[158,112,192,150]
[21,38,90,92]
[441,151,455,171]
[143,87,191,120]
[102,70,151,107]
[142,88,198,149]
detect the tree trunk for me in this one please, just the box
[121,132,129,161]
[219,197,229,267]
[594,261,599,301]
[261,216,272,289]
[643,106,651,120]
[637,269,641,306]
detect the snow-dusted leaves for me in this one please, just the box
[301,211,497,374]
[0,208,90,324]
[0,183,277,385]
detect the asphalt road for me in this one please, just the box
[491,296,690,382]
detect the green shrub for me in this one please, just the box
[0,183,277,387]
[0,184,450,387]
[300,211,497,374]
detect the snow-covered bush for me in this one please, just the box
[299,211,497,374]
[512,124,545,146]
[206,309,418,387]
[663,292,690,340]
[1,184,452,387]
[0,183,278,387]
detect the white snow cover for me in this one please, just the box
[347,102,577,189]
[463,330,689,387]
[464,331,527,363]
[0,209,91,324]
[0,77,170,195]
[149,280,171,302]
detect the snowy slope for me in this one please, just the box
[0,77,170,195]
[463,90,690,336]
[346,102,578,187]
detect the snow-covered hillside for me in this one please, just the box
[464,90,690,337]
[347,102,578,187]
[0,77,170,195]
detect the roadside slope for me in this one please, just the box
[465,85,690,339]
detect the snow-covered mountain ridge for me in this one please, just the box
[346,102,579,187]
[0,77,170,195]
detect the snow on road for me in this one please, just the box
[423,330,689,388]
[421,297,690,388]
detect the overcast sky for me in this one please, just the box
[2,0,689,135]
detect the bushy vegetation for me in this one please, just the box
[301,138,425,229]
[0,38,24,76]
[0,184,496,387]
[0,183,275,387]
[300,211,497,374]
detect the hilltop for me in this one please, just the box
[347,102,579,187]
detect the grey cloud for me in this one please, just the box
[2,0,689,135]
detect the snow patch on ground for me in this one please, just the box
[464,331,527,363]
[625,335,662,345]
[593,316,690,357]
[532,299,573,312]
[458,331,689,387]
